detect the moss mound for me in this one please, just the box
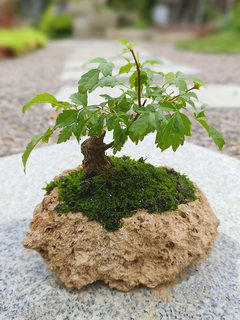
[44,156,197,231]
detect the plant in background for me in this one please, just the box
[40,5,73,39]
[108,0,154,25]
[22,40,225,230]
[225,3,240,31]
[0,28,47,56]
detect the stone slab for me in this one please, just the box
[0,134,240,319]
[60,64,199,81]
[64,57,172,69]
[45,82,240,113]
[196,84,240,108]
[51,86,124,107]
[66,41,152,60]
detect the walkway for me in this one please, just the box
[0,40,240,320]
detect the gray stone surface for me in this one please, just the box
[0,134,240,319]
[60,65,198,81]
[196,84,240,108]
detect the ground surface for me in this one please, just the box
[0,40,240,159]
[0,39,240,319]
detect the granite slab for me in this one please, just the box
[0,134,240,319]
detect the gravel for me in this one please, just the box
[0,40,239,159]
[147,42,240,85]
[0,40,78,157]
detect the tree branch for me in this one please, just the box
[104,141,114,150]
[169,86,196,102]
[133,99,147,121]
[130,49,141,109]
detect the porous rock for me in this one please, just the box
[23,172,219,292]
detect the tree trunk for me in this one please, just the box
[81,132,113,175]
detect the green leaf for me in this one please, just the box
[87,57,107,64]
[129,71,148,91]
[96,114,105,135]
[88,113,104,136]
[175,78,187,92]
[195,111,208,121]
[107,115,118,131]
[78,69,100,93]
[125,90,138,99]
[158,112,191,151]
[55,101,75,110]
[116,97,132,112]
[117,38,128,46]
[22,93,57,113]
[99,76,119,88]
[160,101,176,111]
[187,92,198,100]
[129,71,138,88]
[137,104,156,113]
[72,122,86,142]
[141,67,154,79]
[142,59,163,66]
[100,94,114,100]
[22,128,53,172]
[207,126,225,150]
[98,61,114,76]
[70,92,87,106]
[146,86,165,102]
[129,116,149,142]
[195,115,225,150]
[113,124,128,153]
[55,110,79,129]
[165,72,175,82]
[57,126,73,143]
[119,63,135,74]
[185,76,204,89]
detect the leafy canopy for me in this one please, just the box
[22,39,225,172]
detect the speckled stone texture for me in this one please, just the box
[1,135,240,319]
[23,182,219,292]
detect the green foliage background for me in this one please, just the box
[40,6,73,39]
[0,28,47,55]
[107,0,155,23]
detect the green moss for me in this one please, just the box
[44,156,197,231]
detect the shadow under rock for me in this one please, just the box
[0,218,239,320]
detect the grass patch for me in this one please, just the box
[177,31,240,53]
[0,28,47,55]
[44,156,197,232]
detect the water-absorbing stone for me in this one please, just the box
[23,176,219,292]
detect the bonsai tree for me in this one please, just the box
[22,39,225,174]
[22,40,225,231]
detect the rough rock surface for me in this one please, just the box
[23,178,219,292]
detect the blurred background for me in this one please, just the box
[0,0,239,47]
[0,0,240,160]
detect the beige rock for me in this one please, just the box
[23,174,219,292]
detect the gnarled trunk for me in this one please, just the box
[81,132,113,175]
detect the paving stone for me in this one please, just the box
[60,65,198,81]
[196,84,240,108]
[0,135,239,319]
